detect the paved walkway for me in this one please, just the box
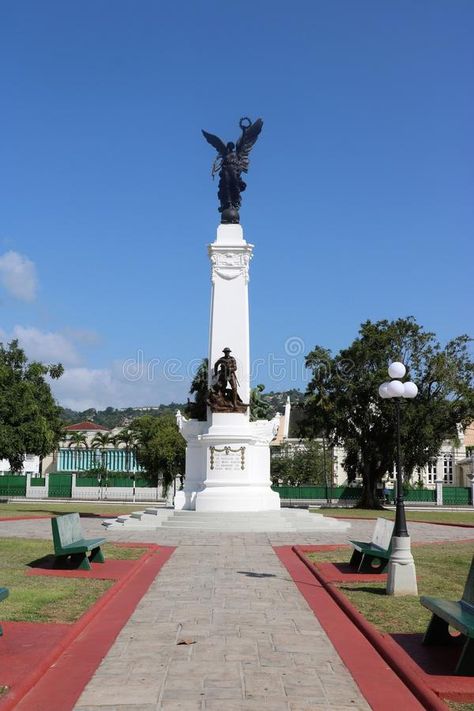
[74,542,370,711]
[2,516,473,710]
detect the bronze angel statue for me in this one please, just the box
[202,117,263,224]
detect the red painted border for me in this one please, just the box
[297,545,474,702]
[0,515,51,521]
[328,514,474,529]
[275,545,447,711]
[0,513,128,522]
[1,545,175,711]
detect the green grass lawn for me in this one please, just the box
[315,507,474,526]
[0,501,142,518]
[307,542,474,710]
[0,538,148,624]
[307,541,473,634]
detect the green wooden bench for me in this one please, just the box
[421,554,474,676]
[0,587,9,636]
[349,517,394,573]
[51,513,106,570]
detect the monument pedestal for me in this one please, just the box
[176,223,281,512]
[176,414,281,512]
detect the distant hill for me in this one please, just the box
[59,403,186,429]
[59,389,305,429]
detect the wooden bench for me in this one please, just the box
[421,554,474,676]
[349,517,394,573]
[0,587,9,636]
[51,513,106,570]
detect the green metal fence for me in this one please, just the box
[403,489,436,503]
[442,487,471,505]
[30,477,46,487]
[48,473,72,498]
[75,476,101,487]
[0,475,27,497]
[74,475,154,488]
[271,485,364,501]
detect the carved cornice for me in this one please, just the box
[208,244,253,284]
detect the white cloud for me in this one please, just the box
[62,327,101,346]
[0,251,38,302]
[51,361,189,410]
[9,325,81,366]
[1,322,189,409]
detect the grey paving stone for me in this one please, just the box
[0,515,449,711]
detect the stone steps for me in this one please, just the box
[102,508,350,532]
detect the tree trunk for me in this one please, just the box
[356,461,384,509]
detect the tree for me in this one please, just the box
[271,440,326,486]
[91,432,112,481]
[67,432,88,471]
[0,340,64,472]
[185,358,208,421]
[113,428,138,501]
[302,318,474,508]
[131,415,185,494]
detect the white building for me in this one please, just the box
[0,454,40,475]
[272,399,474,489]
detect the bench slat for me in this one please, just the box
[60,538,106,553]
[421,596,474,639]
[350,542,391,559]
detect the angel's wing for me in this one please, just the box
[202,130,227,156]
[236,118,263,173]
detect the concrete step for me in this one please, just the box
[143,507,165,516]
[102,508,351,532]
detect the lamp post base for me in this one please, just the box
[386,536,418,596]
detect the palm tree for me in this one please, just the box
[91,432,112,497]
[67,432,88,472]
[113,429,138,502]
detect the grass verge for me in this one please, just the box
[0,538,148,623]
[307,542,474,711]
[0,502,144,518]
[307,541,473,634]
[315,507,474,526]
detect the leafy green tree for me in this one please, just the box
[131,415,185,494]
[250,384,271,421]
[271,440,326,486]
[303,317,474,508]
[0,340,64,472]
[185,358,208,421]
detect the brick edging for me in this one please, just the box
[292,545,448,711]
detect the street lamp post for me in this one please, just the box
[379,361,419,596]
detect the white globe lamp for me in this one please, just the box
[387,379,404,398]
[388,362,406,379]
[403,381,418,399]
[378,382,391,399]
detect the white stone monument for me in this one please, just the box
[175,223,281,512]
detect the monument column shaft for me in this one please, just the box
[208,224,253,411]
[177,222,280,512]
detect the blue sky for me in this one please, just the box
[1,1,473,409]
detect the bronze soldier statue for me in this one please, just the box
[208,348,248,413]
